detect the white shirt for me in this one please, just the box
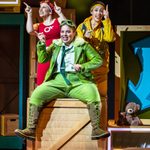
[56,44,75,72]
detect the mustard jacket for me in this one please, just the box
[36,36,103,82]
[76,16,116,75]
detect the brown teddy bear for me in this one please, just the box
[117,102,143,126]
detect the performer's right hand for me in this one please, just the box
[23,2,32,14]
[35,32,46,43]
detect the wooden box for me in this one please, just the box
[27,98,100,150]
[1,114,19,136]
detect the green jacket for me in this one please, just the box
[36,36,103,82]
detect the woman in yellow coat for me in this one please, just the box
[76,1,116,130]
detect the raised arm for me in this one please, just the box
[53,2,66,23]
[24,2,36,35]
[102,4,116,42]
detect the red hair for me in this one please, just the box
[40,0,54,12]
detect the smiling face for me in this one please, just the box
[60,25,76,46]
[39,3,52,17]
[90,5,105,22]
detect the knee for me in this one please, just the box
[29,98,43,107]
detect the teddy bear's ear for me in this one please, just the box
[120,112,126,117]
[136,104,140,110]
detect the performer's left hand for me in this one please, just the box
[74,64,82,71]
[54,2,62,15]
[103,5,109,19]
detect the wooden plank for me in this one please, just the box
[46,99,87,108]
[48,116,90,150]
[27,98,87,108]
[26,140,35,150]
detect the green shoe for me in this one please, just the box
[14,128,35,141]
[91,128,110,140]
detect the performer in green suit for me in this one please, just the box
[15,19,110,141]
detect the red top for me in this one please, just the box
[36,19,61,85]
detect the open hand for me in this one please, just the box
[84,30,92,38]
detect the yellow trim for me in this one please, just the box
[90,4,104,11]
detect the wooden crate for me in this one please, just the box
[1,114,19,136]
[27,99,100,150]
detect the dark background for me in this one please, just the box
[22,0,150,25]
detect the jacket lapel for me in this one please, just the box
[74,46,82,63]
[51,46,61,70]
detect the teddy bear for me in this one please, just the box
[117,102,143,126]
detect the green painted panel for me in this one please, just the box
[0,14,27,149]
[0,136,22,149]
[0,14,24,25]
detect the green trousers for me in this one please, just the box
[30,73,100,106]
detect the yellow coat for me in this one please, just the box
[77,16,116,82]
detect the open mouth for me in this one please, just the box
[62,37,68,41]
[95,16,102,20]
